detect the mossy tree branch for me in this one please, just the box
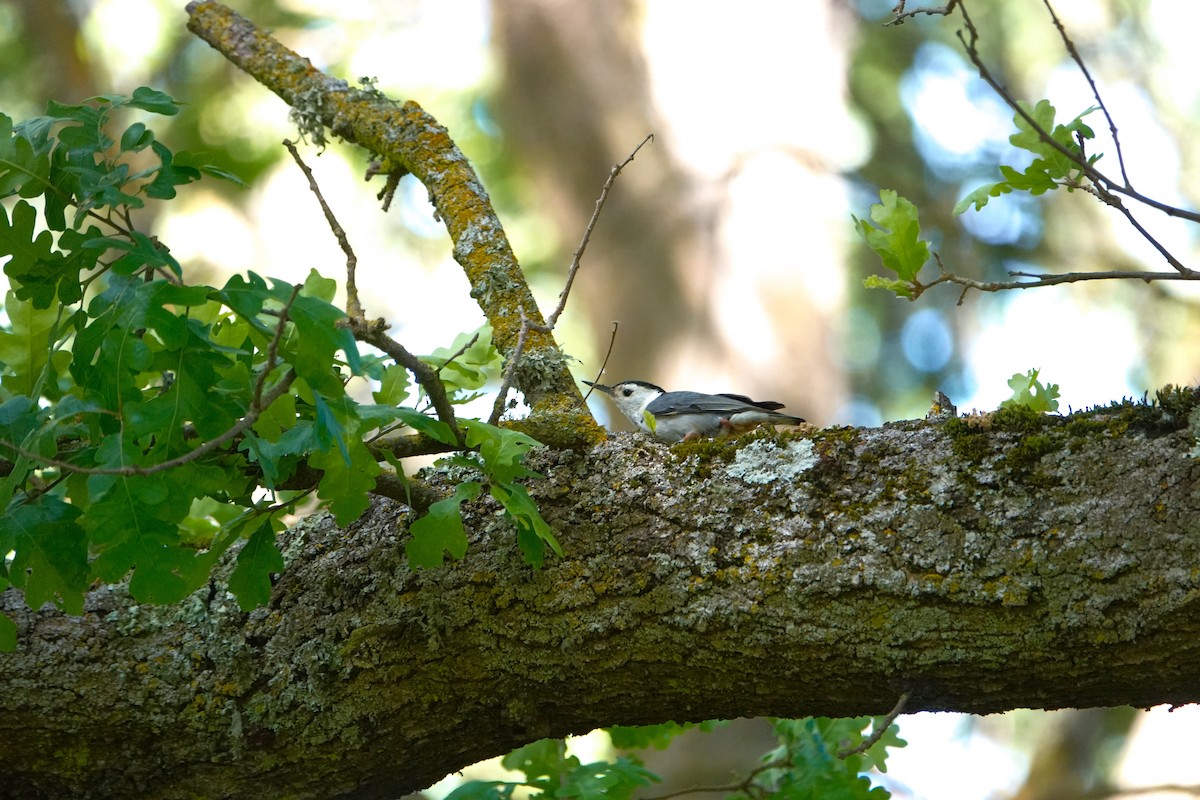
[184,1,604,448]
[3,400,1199,798]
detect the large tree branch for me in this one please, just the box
[3,402,1199,799]
[183,1,603,449]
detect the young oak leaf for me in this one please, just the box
[853,190,930,289]
[228,521,284,611]
[406,481,481,568]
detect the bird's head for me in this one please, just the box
[584,380,665,427]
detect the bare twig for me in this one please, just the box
[283,138,463,443]
[954,2,1200,230]
[488,309,533,426]
[837,692,909,759]
[349,318,464,446]
[1039,0,1131,188]
[920,263,1195,306]
[639,757,788,800]
[582,321,619,402]
[887,0,960,26]
[545,133,654,330]
[283,139,363,320]
[434,332,480,376]
[489,135,651,424]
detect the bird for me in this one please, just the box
[585,380,805,443]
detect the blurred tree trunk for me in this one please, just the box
[489,0,847,423]
[491,0,705,387]
[10,0,97,104]
[1011,708,1139,800]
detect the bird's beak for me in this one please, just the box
[582,380,613,395]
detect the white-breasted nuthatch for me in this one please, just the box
[585,380,805,443]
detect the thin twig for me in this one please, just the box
[489,135,652,423]
[1039,0,1131,188]
[920,263,1196,306]
[955,2,1200,229]
[837,692,909,759]
[285,138,463,442]
[545,133,654,329]
[434,332,480,375]
[582,321,619,402]
[253,284,300,402]
[283,139,363,320]
[349,318,464,446]
[638,758,789,800]
[887,0,960,26]
[488,309,533,426]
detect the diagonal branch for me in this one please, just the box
[282,137,464,444]
[954,1,1200,232]
[348,317,464,447]
[185,1,604,447]
[545,133,654,330]
[1037,0,1131,188]
[488,136,652,425]
[282,139,363,320]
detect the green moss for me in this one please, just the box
[667,435,742,479]
[990,403,1047,433]
[1001,433,1056,468]
[1096,387,1199,435]
[1064,418,1108,438]
[504,406,606,448]
[943,418,990,463]
[1155,384,1200,418]
[815,426,861,446]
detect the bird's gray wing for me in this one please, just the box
[717,393,785,411]
[648,391,765,417]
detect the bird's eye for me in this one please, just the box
[621,388,634,397]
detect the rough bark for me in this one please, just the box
[2,403,1199,799]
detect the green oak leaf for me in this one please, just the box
[853,189,930,285]
[3,495,89,614]
[392,406,457,445]
[0,289,65,398]
[0,614,15,652]
[310,439,380,525]
[406,480,481,568]
[228,521,284,611]
[489,481,559,568]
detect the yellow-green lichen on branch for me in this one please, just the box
[184,1,602,443]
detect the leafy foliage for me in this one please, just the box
[857,101,1103,299]
[415,418,559,569]
[446,738,658,800]
[1001,368,1060,413]
[955,101,1100,214]
[751,717,900,799]
[606,720,724,750]
[0,89,552,650]
[853,189,929,298]
[447,717,905,800]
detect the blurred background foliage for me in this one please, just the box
[3,0,1199,797]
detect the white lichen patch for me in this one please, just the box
[726,439,817,484]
